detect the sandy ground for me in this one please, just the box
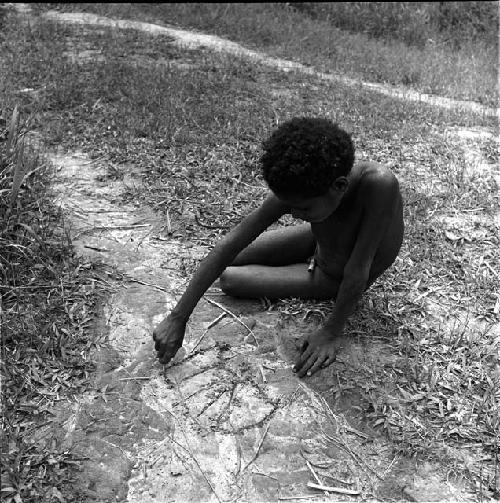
[43,149,474,502]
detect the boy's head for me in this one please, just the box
[261,117,355,222]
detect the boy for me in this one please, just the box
[153,117,404,378]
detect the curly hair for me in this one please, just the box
[261,117,355,197]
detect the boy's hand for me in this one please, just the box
[153,313,186,364]
[293,328,344,378]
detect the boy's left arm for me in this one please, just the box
[294,173,400,377]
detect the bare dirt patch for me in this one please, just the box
[42,150,476,502]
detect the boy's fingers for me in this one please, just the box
[300,339,309,353]
[155,338,166,352]
[159,347,176,364]
[307,356,327,376]
[159,342,182,364]
[322,356,335,368]
[297,353,318,377]
[159,354,171,365]
[294,346,313,372]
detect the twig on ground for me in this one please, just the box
[322,430,383,480]
[189,312,226,354]
[162,407,222,503]
[170,436,222,503]
[124,275,170,292]
[483,260,499,279]
[75,223,151,239]
[166,208,172,234]
[83,244,109,252]
[307,481,361,496]
[241,422,271,472]
[118,377,151,381]
[382,455,399,479]
[302,452,328,497]
[204,296,259,345]
[252,471,279,481]
[278,494,321,501]
[317,393,370,440]
[235,436,243,476]
[258,364,267,383]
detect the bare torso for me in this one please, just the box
[311,162,404,281]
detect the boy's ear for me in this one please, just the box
[331,176,348,193]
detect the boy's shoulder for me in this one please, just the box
[353,161,401,209]
[357,161,399,185]
[356,161,400,195]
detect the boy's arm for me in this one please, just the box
[295,172,400,377]
[172,194,285,318]
[154,194,286,363]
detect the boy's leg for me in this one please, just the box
[220,263,340,300]
[222,250,399,300]
[231,223,315,267]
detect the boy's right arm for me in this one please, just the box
[153,194,286,364]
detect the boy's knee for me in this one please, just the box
[220,268,237,296]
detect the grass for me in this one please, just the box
[0,82,107,503]
[291,2,498,48]
[36,2,499,107]
[1,4,499,500]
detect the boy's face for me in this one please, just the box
[276,177,348,223]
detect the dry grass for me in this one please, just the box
[39,2,498,107]
[1,5,499,500]
[0,108,107,501]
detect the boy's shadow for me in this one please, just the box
[208,293,402,438]
[275,308,402,437]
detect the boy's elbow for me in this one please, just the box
[343,269,369,292]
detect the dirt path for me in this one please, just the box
[15,3,498,118]
[13,4,498,502]
[43,149,472,502]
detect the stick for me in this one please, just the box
[235,437,242,476]
[125,275,170,292]
[307,482,361,496]
[323,431,382,480]
[483,260,499,278]
[163,407,222,503]
[165,208,172,234]
[170,437,222,503]
[83,245,109,252]
[278,495,321,501]
[204,297,259,345]
[189,312,226,354]
[242,422,270,472]
[119,377,151,381]
[97,223,151,230]
[258,364,267,383]
[304,457,328,497]
[382,455,398,479]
